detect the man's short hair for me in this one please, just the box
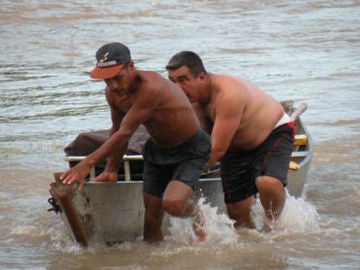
[166,51,206,77]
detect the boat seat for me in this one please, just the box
[289,151,309,170]
[294,134,307,146]
[289,161,300,170]
[291,151,308,158]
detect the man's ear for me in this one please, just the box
[129,60,135,70]
[198,71,207,82]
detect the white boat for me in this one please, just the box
[48,101,313,247]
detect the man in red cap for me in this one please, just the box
[61,42,210,243]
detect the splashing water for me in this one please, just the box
[251,190,320,234]
[166,197,238,246]
[167,190,320,246]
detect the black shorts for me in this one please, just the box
[220,123,294,204]
[142,129,211,198]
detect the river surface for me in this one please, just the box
[1,1,359,269]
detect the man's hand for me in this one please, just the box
[94,169,118,183]
[203,162,211,174]
[60,161,92,190]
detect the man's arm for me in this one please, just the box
[90,84,161,165]
[96,101,125,182]
[206,92,244,170]
[61,84,161,188]
[192,103,212,134]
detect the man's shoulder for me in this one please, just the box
[138,70,164,80]
[134,72,172,104]
[138,70,168,87]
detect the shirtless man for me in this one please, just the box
[61,43,210,243]
[166,51,294,228]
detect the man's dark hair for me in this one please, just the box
[166,51,207,77]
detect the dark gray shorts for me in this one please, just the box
[142,129,210,198]
[220,123,294,204]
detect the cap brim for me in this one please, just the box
[90,64,125,80]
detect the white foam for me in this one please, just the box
[251,190,320,234]
[167,191,320,246]
[10,225,42,237]
[167,197,238,246]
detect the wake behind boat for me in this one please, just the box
[48,101,313,247]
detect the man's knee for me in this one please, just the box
[162,198,186,217]
[162,180,195,217]
[256,176,284,196]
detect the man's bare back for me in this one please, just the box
[106,70,199,149]
[167,66,285,168]
[200,74,284,150]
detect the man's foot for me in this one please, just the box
[192,209,207,242]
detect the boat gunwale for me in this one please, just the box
[294,117,313,169]
[65,118,313,185]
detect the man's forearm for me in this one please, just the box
[104,153,123,172]
[206,147,226,170]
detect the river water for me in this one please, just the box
[1,1,359,269]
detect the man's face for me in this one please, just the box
[168,66,201,103]
[104,65,132,96]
